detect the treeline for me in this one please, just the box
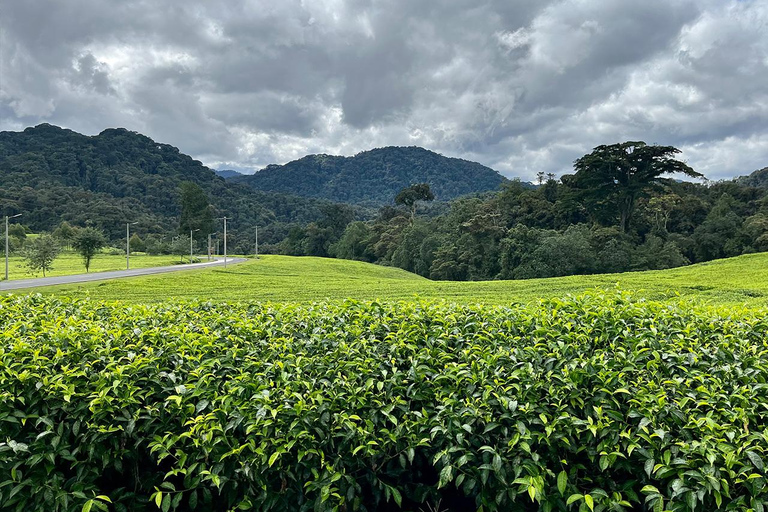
[279,143,768,280]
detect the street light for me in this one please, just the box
[190,228,200,264]
[217,217,228,268]
[126,221,139,270]
[4,213,22,281]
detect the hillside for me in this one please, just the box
[215,169,243,179]
[232,146,508,204]
[27,252,768,306]
[0,124,329,242]
[736,166,768,188]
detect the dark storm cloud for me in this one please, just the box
[1,0,766,179]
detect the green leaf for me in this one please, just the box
[584,494,594,511]
[390,487,402,507]
[746,451,765,471]
[557,471,567,496]
[82,500,93,512]
[268,452,280,467]
[438,465,453,488]
[566,494,583,505]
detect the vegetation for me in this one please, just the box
[569,142,702,232]
[22,234,60,276]
[280,149,768,280]
[2,253,187,280]
[231,146,507,204]
[0,124,336,247]
[72,227,107,272]
[2,125,767,284]
[1,293,766,511]
[178,181,214,241]
[21,252,768,307]
[395,183,435,223]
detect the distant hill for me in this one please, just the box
[735,167,768,188]
[215,169,243,179]
[232,146,507,204]
[0,124,330,242]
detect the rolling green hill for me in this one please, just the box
[231,146,508,204]
[20,251,768,306]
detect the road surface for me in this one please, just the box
[0,257,248,291]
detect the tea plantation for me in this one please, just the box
[1,293,767,511]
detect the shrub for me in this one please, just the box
[0,294,766,511]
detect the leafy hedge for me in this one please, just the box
[1,294,767,511]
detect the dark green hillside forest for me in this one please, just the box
[231,146,508,204]
[2,125,766,281]
[0,124,334,250]
[284,144,768,280]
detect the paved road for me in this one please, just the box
[0,257,248,291]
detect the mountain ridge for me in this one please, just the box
[231,145,508,204]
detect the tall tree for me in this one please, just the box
[395,183,435,223]
[570,142,703,232]
[178,182,214,239]
[72,227,106,272]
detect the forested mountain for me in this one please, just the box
[0,124,330,247]
[215,169,242,179]
[231,146,508,204]
[736,167,768,188]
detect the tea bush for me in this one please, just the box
[1,294,767,511]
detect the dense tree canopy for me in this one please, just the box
[232,146,507,204]
[568,142,703,232]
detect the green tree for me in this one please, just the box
[395,183,435,223]
[23,234,60,277]
[129,233,146,253]
[570,142,703,232]
[72,227,106,272]
[170,236,191,263]
[52,221,76,249]
[178,182,214,240]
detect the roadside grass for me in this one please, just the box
[1,251,199,280]
[16,252,768,307]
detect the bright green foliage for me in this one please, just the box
[1,293,767,511]
[25,252,768,307]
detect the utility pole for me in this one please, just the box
[217,217,228,268]
[254,225,259,259]
[126,221,138,270]
[190,228,200,264]
[5,213,22,281]
[207,233,213,262]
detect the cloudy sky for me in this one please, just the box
[1,0,767,180]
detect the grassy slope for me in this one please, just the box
[17,252,768,307]
[2,253,194,280]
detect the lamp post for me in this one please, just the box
[126,221,138,270]
[217,217,228,268]
[4,213,22,281]
[190,228,200,264]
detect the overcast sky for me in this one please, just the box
[1,0,767,180]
